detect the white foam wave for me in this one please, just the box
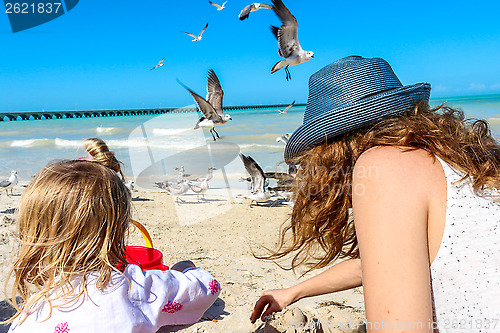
[96,127,119,135]
[10,138,52,147]
[55,138,83,147]
[152,128,192,136]
[6,136,237,151]
[239,144,283,150]
[487,117,500,124]
[106,138,202,150]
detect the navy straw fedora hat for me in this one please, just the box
[284,56,431,163]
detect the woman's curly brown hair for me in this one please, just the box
[261,102,500,273]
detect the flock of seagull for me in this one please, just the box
[155,153,296,207]
[151,0,308,205]
[1,1,310,206]
[155,167,216,204]
[154,0,313,142]
[151,0,314,81]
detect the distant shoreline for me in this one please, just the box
[430,93,500,102]
[0,103,306,121]
[2,93,500,115]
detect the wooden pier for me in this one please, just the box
[0,103,305,121]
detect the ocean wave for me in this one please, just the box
[10,138,53,148]
[487,117,500,124]
[96,127,120,135]
[106,138,203,150]
[239,144,283,150]
[152,128,192,136]
[54,138,83,147]
[2,136,283,152]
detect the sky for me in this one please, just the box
[1,0,500,111]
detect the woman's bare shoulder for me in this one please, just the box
[357,146,435,167]
[353,146,444,198]
[355,147,437,177]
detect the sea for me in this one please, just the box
[1,94,500,187]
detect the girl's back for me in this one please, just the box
[10,265,219,332]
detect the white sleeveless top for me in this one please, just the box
[430,157,500,332]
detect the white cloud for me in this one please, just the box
[490,83,500,91]
[433,84,449,93]
[468,83,487,91]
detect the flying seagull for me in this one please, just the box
[209,0,227,10]
[182,22,209,41]
[269,0,313,81]
[241,169,294,189]
[177,69,232,141]
[238,3,272,20]
[239,154,274,206]
[278,100,295,114]
[150,58,165,70]
[0,171,18,196]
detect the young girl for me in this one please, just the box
[251,56,500,332]
[4,147,220,332]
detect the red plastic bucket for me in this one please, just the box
[125,245,169,271]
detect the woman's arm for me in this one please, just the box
[251,258,362,323]
[352,147,434,332]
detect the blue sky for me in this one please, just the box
[1,0,500,111]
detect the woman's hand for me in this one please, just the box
[250,259,362,324]
[250,288,296,323]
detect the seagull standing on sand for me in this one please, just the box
[189,178,209,200]
[182,23,209,41]
[188,167,215,200]
[150,58,164,70]
[276,133,290,144]
[124,180,135,191]
[239,154,274,207]
[197,167,216,182]
[278,100,295,114]
[269,0,314,81]
[209,1,227,10]
[178,69,232,141]
[155,179,190,204]
[238,2,272,20]
[175,166,191,183]
[0,171,18,196]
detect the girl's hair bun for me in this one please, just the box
[83,138,125,180]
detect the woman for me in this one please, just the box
[251,56,500,332]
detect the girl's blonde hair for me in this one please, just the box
[261,102,500,273]
[83,137,126,180]
[4,158,131,324]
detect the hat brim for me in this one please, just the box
[284,83,431,163]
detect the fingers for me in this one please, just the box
[261,303,279,321]
[250,295,270,323]
[251,293,285,323]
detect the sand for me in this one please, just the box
[0,181,366,333]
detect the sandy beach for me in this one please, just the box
[0,180,366,333]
